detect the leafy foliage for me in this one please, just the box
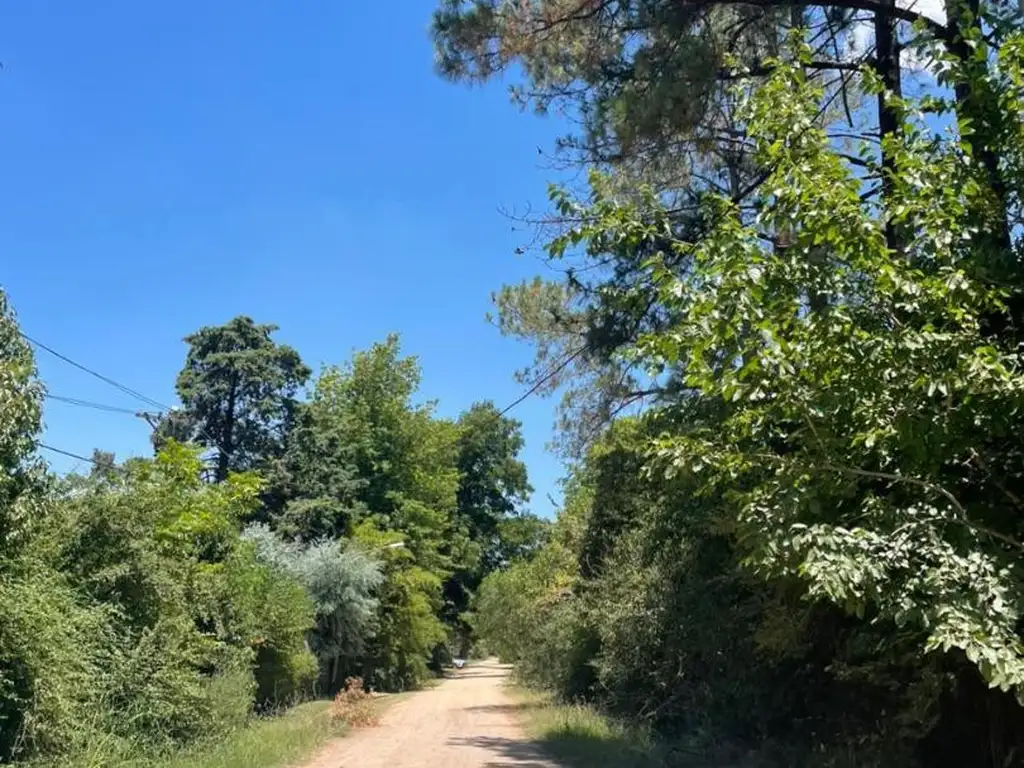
[462,17,1024,768]
[0,311,319,763]
[0,291,44,554]
[243,524,383,693]
[159,316,311,482]
[0,564,112,760]
[443,402,542,652]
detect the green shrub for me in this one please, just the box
[30,700,344,768]
[367,563,447,691]
[243,524,382,694]
[0,568,110,760]
[3,445,318,762]
[215,543,317,707]
[252,646,318,708]
[102,618,251,747]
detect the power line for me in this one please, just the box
[44,393,142,415]
[23,331,228,453]
[499,346,586,416]
[28,326,576,433]
[39,443,99,464]
[21,332,168,411]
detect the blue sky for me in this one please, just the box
[0,1,570,514]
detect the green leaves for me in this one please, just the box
[166,316,311,482]
[529,40,1024,705]
[0,290,44,554]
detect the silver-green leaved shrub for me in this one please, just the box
[244,524,383,690]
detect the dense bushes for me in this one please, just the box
[0,300,316,761]
[444,0,1024,757]
[0,442,320,762]
[476,418,998,764]
[0,294,540,763]
[0,566,111,759]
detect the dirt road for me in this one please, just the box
[299,659,557,768]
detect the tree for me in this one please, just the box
[494,513,550,564]
[244,524,384,693]
[433,0,990,209]
[0,290,44,554]
[310,336,460,569]
[486,35,1024,762]
[566,45,1024,696]
[263,381,368,542]
[271,336,458,689]
[435,0,788,196]
[440,0,1024,757]
[434,0,1017,456]
[455,402,533,568]
[472,490,592,697]
[163,316,311,482]
[442,402,539,652]
[88,449,117,479]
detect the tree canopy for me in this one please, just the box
[1,299,539,763]
[438,0,1024,763]
[161,316,311,482]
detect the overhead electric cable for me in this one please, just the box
[23,331,227,453]
[498,346,586,416]
[21,331,167,410]
[39,443,99,464]
[44,393,141,415]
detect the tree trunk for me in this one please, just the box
[216,374,238,483]
[873,0,902,252]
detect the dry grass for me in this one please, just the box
[330,677,380,728]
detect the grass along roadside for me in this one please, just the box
[507,687,773,768]
[150,700,344,768]
[508,687,670,768]
[39,692,408,768]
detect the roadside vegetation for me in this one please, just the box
[6,0,1024,763]
[435,0,1024,764]
[511,689,665,768]
[0,304,544,766]
[37,701,342,768]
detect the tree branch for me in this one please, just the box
[758,454,1024,552]
[719,58,869,80]
[679,0,951,41]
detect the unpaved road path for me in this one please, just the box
[299,659,558,768]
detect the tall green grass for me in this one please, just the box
[512,689,668,768]
[36,701,345,768]
[512,688,773,768]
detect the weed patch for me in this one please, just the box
[330,677,379,728]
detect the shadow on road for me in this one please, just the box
[452,699,675,768]
[444,672,514,680]
[450,725,671,768]
[462,703,538,715]
[449,735,553,767]
[533,730,663,768]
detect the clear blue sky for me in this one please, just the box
[0,1,569,514]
